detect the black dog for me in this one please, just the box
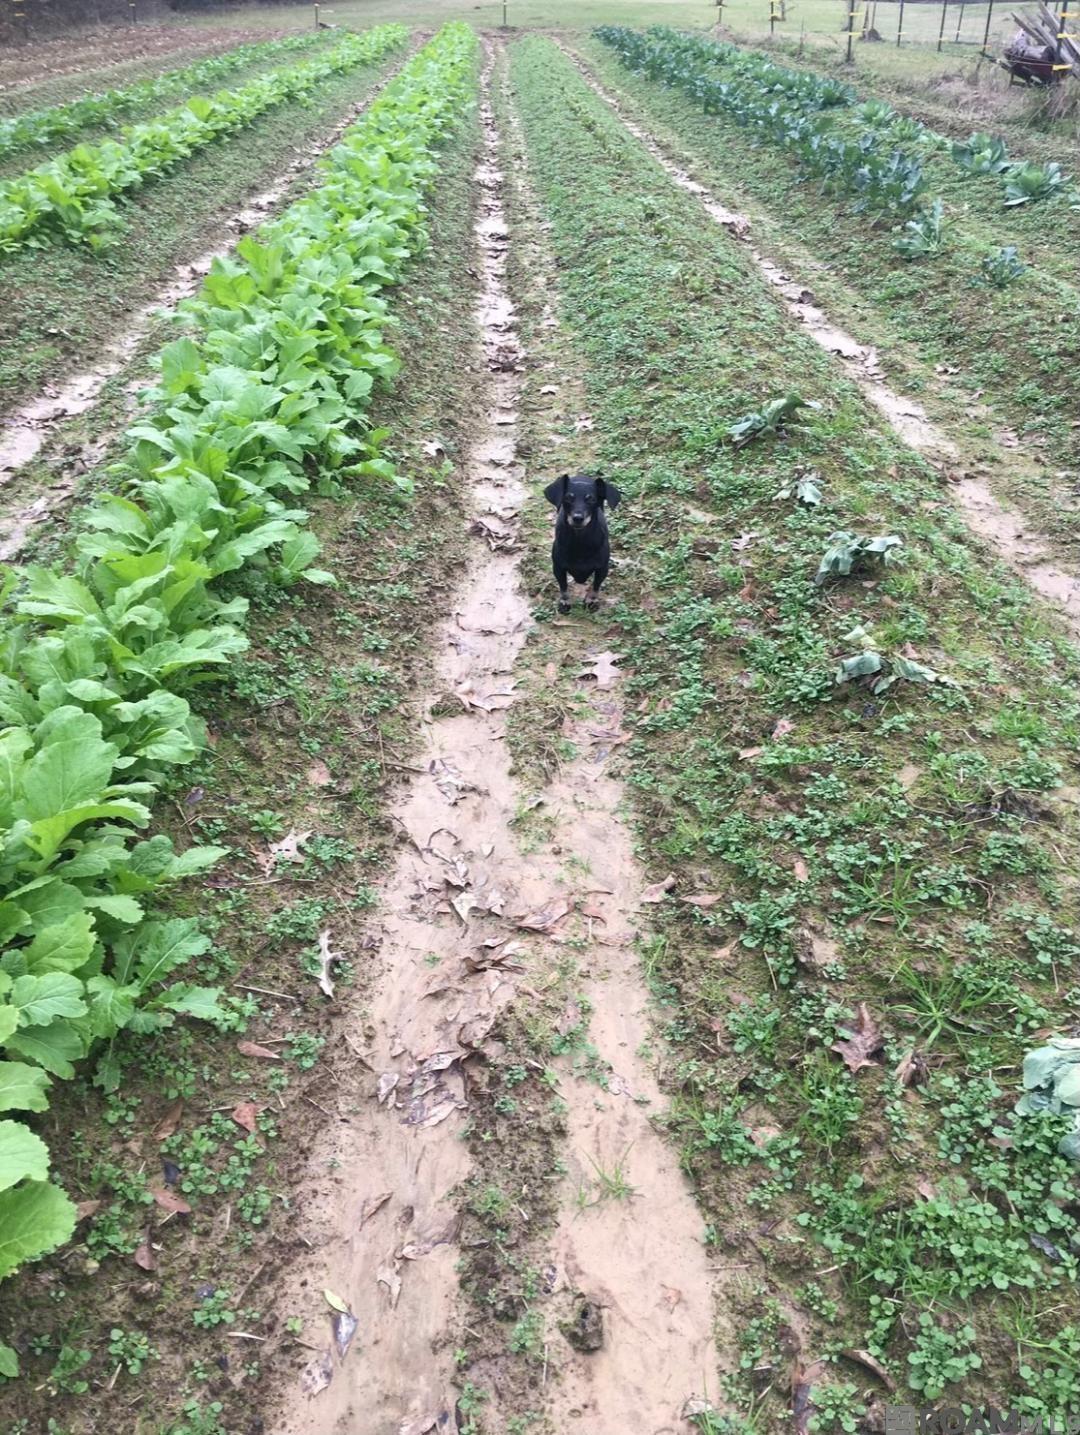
[544,472,622,614]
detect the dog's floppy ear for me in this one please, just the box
[543,474,569,507]
[596,478,621,510]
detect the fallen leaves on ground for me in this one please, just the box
[299,1349,333,1396]
[641,874,676,904]
[358,1191,392,1230]
[237,1040,280,1061]
[149,1187,191,1216]
[305,759,332,787]
[842,1348,896,1392]
[682,892,721,908]
[323,1288,350,1315]
[831,1003,884,1073]
[377,1262,402,1309]
[894,1049,929,1088]
[516,896,573,932]
[133,1239,157,1272]
[231,1102,259,1134]
[333,1310,359,1360]
[579,651,622,688]
[151,1099,184,1141]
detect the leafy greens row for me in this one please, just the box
[0,29,333,163]
[0,23,409,255]
[0,19,477,1355]
[595,26,933,215]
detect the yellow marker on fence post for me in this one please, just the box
[980,0,997,55]
[11,0,28,41]
[129,0,136,23]
[845,0,861,61]
[769,0,784,35]
[897,0,906,46]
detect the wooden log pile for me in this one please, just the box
[1006,1,1080,82]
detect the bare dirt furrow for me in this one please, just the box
[558,42,1080,645]
[0,42,420,554]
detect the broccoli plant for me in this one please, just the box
[727,393,821,448]
[814,532,902,586]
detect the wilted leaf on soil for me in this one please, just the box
[152,1099,184,1141]
[237,1040,280,1061]
[323,1288,350,1315]
[398,1214,460,1259]
[299,1348,333,1396]
[831,1003,884,1073]
[332,1310,359,1360]
[682,893,721,908]
[579,651,622,689]
[399,1410,447,1435]
[738,746,764,760]
[358,1192,392,1230]
[842,1348,896,1392]
[269,829,312,865]
[641,874,676,904]
[231,1102,259,1133]
[894,1049,929,1088]
[317,928,341,999]
[306,760,332,787]
[376,1072,399,1105]
[149,1187,191,1215]
[421,439,446,459]
[793,858,809,882]
[772,718,795,740]
[516,896,573,932]
[75,1199,102,1222]
[377,1262,402,1309]
[134,1240,157,1272]
[466,939,526,972]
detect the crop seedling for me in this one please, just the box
[982,245,1027,288]
[893,199,948,260]
[727,393,820,448]
[952,132,1010,175]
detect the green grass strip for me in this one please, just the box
[512,33,1080,1421]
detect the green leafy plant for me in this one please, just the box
[1004,161,1069,206]
[814,533,902,585]
[1015,1037,1080,1161]
[727,393,820,448]
[774,470,823,505]
[982,245,1026,288]
[951,131,1010,175]
[893,199,948,259]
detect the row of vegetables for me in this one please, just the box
[0,21,477,1369]
[0,24,409,255]
[0,28,333,162]
[596,26,1074,224]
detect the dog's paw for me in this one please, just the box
[583,591,600,611]
[557,596,572,615]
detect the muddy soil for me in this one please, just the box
[560,42,1080,647]
[0,22,286,96]
[267,40,720,1435]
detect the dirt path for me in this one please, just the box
[268,40,719,1435]
[0,45,417,560]
[559,42,1080,646]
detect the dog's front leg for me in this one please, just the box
[553,561,571,615]
[584,568,606,610]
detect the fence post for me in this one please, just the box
[981,0,995,50]
[897,0,906,45]
[129,0,136,22]
[846,0,858,61]
[954,0,967,41]
[313,2,319,29]
[937,0,949,49]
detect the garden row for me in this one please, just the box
[0,19,477,1379]
[510,35,1080,1423]
[0,24,409,255]
[0,29,333,163]
[581,30,1080,533]
[597,28,1076,261]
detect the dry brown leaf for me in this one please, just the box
[682,893,721,908]
[149,1187,191,1216]
[75,1199,102,1222]
[269,829,312,865]
[792,1359,816,1435]
[793,858,809,883]
[397,1214,460,1260]
[641,874,676,904]
[231,1102,259,1134]
[377,1262,403,1309]
[399,1410,446,1435]
[421,439,446,459]
[738,746,764,760]
[306,759,332,787]
[579,651,622,689]
[516,896,573,933]
[830,1002,884,1073]
[151,1099,183,1141]
[358,1191,392,1230]
[916,1178,937,1200]
[894,1049,928,1088]
[133,1240,157,1272]
[772,718,795,740]
[842,1348,896,1392]
[299,1349,334,1396]
[237,1040,280,1061]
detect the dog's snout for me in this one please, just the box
[569,512,587,527]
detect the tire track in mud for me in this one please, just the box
[269,42,720,1435]
[0,42,421,557]
[557,42,1080,646]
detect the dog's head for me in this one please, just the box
[543,473,621,530]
